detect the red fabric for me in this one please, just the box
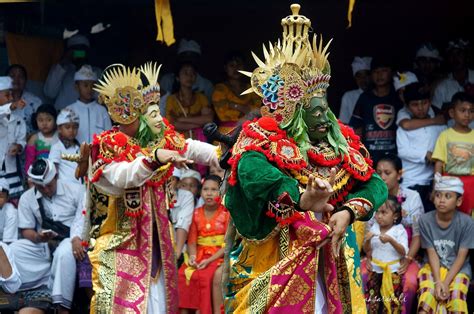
[178,205,229,313]
[457,175,474,216]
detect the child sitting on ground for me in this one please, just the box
[417,175,474,313]
[178,175,229,314]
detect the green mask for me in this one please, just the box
[303,95,331,142]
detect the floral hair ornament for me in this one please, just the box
[240,4,332,126]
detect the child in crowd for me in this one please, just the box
[365,154,424,313]
[364,196,408,314]
[7,64,43,135]
[0,178,18,243]
[350,58,403,163]
[393,71,418,105]
[0,76,26,201]
[66,65,112,144]
[418,175,474,313]
[432,92,474,215]
[24,104,59,173]
[339,56,372,124]
[179,169,203,207]
[169,168,197,258]
[49,108,82,186]
[178,175,229,314]
[397,83,446,211]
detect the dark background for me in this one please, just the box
[1,0,473,112]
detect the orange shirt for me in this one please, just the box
[212,82,261,123]
[187,204,229,262]
[165,92,209,122]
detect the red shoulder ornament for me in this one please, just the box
[90,128,142,183]
[228,117,307,186]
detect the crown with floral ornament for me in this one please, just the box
[240,4,332,125]
[94,62,162,124]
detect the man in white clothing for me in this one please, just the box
[0,76,27,200]
[338,56,371,123]
[9,158,85,314]
[7,64,43,135]
[66,65,112,144]
[432,39,474,110]
[0,178,18,244]
[43,34,101,110]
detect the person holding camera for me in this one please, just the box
[43,34,101,111]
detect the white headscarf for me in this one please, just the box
[0,76,12,91]
[393,71,418,91]
[27,159,57,186]
[434,173,464,195]
[74,65,97,81]
[351,57,372,76]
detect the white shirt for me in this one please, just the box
[0,242,22,294]
[0,202,18,242]
[339,88,363,124]
[18,181,84,230]
[169,189,195,232]
[0,106,26,174]
[368,223,408,273]
[12,90,42,134]
[66,100,112,144]
[395,106,436,126]
[49,140,83,186]
[397,121,446,187]
[43,63,102,110]
[399,187,424,236]
[432,69,474,109]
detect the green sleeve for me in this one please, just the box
[346,172,388,222]
[225,151,300,240]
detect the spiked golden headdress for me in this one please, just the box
[94,62,162,124]
[241,4,332,125]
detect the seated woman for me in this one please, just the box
[362,154,424,313]
[166,62,214,176]
[211,51,261,135]
[178,175,229,314]
[165,62,214,141]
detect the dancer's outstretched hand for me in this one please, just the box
[299,168,336,212]
[154,149,194,169]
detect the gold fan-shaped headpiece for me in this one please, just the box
[241,4,332,125]
[94,62,162,124]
